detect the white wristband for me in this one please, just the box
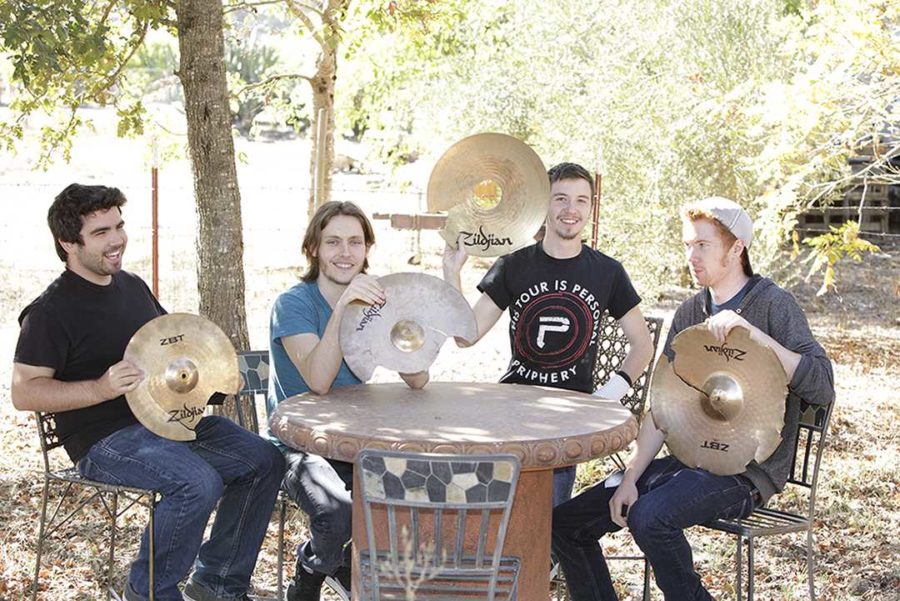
[593,373,630,402]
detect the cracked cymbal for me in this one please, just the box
[339,273,477,380]
[124,313,241,441]
[649,325,787,475]
[427,132,549,257]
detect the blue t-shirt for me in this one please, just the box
[267,281,362,429]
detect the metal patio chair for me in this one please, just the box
[704,399,835,600]
[236,350,349,601]
[553,313,664,601]
[31,411,160,600]
[357,449,521,601]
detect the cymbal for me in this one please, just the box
[427,132,550,257]
[339,273,477,380]
[124,313,241,441]
[649,325,787,475]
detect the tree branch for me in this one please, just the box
[234,72,313,96]
[284,0,326,49]
[223,0,285,15]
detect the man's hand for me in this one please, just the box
[442,235,469,280]
[609,478,639,528]
[706,310,754,343]
[337,274,385,309]
[96,360,144,400]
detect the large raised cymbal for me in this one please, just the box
[124,313,241,441]
[649,325,788,475]
[427,133,550,257]
[339,273,477,380]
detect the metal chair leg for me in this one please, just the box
[735,535,744,601]
[807,528,816,601]
[277,497,286,599]
[148,494,156,601]
[641,557,650,601]
[32,476,51,601]
[747,536,755,601]
[108,492,119,600]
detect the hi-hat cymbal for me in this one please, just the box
[339,273,477,380]
[649,325,787,475]
[124,313,241,441]
[427,132,550,257]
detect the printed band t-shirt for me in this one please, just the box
[478,242,641,393]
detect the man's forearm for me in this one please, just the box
[11,375,107,413]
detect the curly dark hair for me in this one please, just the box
[47,184,127,262]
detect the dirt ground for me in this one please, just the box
[0,122,898,600]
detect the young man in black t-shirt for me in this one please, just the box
[442,162,654,506]
[12,184,285,601]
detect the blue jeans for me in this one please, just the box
[282,449,353,575]
[553,465,577,507]
[78,416,285,601]
[552,455,758,601]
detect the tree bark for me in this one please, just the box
[174,0,250,354]
[306,0,351,219]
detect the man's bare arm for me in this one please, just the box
[11,361,143,412]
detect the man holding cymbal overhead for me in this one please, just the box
[443,162,655,506]
[11,184,285,601]
[551,197,835,600]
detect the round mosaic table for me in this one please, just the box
[270,381,638,599]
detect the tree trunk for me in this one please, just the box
[306,0,351,220]
[175,0,250,355]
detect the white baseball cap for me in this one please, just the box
[691,196,754,249]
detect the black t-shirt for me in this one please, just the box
[478,242,641,393]
[15,269,166,462]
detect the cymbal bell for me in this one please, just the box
[650,325,787,475]
[124,313,241,441]
[339,272,477,380]
[427,132,550,257]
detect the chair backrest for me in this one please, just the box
[34,411,66,472]
[234,350,271,434]
[786,399,835,516]
[357,450,521,601]
[592,313,664,417]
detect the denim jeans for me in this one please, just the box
[78,416,285,601]
[282,449,353,575]
[553,465,577,507]
[552,455,758,601]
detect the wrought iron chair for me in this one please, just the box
[235,350,286,601]
[236,350,349,601]
[31,411,160,600]
[552,313,664,601]
[704,399,835,600]
[357,450,521,601]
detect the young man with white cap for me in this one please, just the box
[551,197,835,600]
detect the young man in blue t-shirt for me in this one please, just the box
[268,201,428,601]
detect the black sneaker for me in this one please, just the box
[285,564,326,601]
[324,565,351,601]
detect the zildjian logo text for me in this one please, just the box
[459,226,513,252]
[703,343,746,362]
[168,404,204,423]
[356,301,385,332]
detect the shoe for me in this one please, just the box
[183,578,252,601]
[285,563,327,601]
[324,565,351,601]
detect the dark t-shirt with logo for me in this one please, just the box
[478,242,641,393]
